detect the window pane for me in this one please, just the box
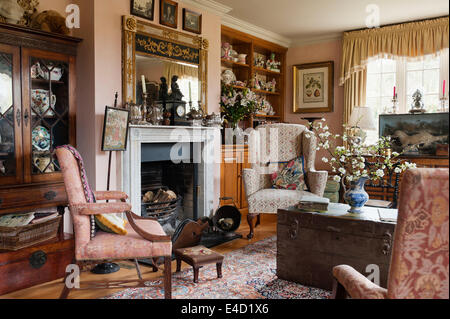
[382,59,396,73]
[407,71,423,94]
[367,59,381,74]
[367,74,381,98]
[407,60,424,71]
[381,73,396,97]
[423,55,440,69]
[424,94,440,113]
[423,69,439,94]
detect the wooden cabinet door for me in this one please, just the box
[0,43,23,185]
[221,147,240,207]
[21,48,76,184]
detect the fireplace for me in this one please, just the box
[122,126,219,229]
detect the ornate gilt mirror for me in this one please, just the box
[122,15,208,113]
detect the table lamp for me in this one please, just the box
[348,106,376,144]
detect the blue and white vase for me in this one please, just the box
[343,177,369,214]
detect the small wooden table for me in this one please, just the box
[174,246,224,283]
[277,204,397,290]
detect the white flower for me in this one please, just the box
[321,118,326,122]
[359,162,365,169]
[305,133,311,139]
[343,135,348,142]
[322,157,329,163]
[392,152,400,157]
[346,176,354,182]
[340,156,346,162]
[394,167,402,174]
[336,146,345,153]
[375,169,385,178]
[339,167,346,175]
[331,158,337,162]
[323,141,330,149]
[323,125,329,130]
[333,175,341,183]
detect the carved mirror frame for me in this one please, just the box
[122,15,209,112]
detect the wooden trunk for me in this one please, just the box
[277,207,396,291]
[0,233,74,295]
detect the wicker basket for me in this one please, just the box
[0,216,61,251]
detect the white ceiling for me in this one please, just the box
[213,0,449,46]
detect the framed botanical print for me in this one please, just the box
[182,9,202,34]
[293,61,334,113]
[160,0,178,29]
[131,0,155,21]
[101,107,130,152]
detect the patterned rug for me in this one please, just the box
[106,236,331,299]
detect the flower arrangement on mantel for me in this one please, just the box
[220,85,260,129]
[305,118,417,213]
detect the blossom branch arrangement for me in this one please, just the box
[305,119,416,186]
[220,85,261,129]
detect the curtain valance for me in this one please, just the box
[340,17,449,85]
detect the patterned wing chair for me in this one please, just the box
[332,168,449,299]
[242,123,328,238]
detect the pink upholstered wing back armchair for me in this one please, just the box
[242,123,328,238]
[56,147,172,299]
[332,168,449,299]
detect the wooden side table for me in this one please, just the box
[174,246,224,283]
[277,204,397,290]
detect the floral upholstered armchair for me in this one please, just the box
[242,123,328,238]
[333,168,449,299]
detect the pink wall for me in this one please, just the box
[285,40,344,170]
[64,0,222,211]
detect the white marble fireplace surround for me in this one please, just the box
[122,125,220,219]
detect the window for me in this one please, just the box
[365,49,449,145]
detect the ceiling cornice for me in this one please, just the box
[221,14,292,48]
[179,0,233,16]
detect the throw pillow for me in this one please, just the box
[271,157,308,191]
[95,214,128,235]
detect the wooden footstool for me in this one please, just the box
[174,246,224,283]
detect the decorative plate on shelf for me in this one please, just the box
[32,126,51,151]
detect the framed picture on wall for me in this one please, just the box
[293,61,334,113]
[101,107,130,152]
[160,0,178,29]
[182,9,202,34]
[131,0,155,21]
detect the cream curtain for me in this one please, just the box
[340,17,449,124]
[163,62,198,82]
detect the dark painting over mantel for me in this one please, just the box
[379,113,449,156]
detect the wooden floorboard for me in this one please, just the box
[1,215,277,299]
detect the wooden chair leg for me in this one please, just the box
[332,278,348,299]
[255,215,261,228]
[247,214,258,239]
[216,262,223,279]
[176,258,182,273]
[164,256,172,299]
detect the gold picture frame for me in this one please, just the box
[122,15,209,113]
[293,61,334,113]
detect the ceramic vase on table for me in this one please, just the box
[343,177,370,214]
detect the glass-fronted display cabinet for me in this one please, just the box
[0,46,76,187]
[0,22,81,296]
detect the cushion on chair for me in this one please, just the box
[77,218,172,260]
[271,157,308,191]
[95,214,128,235]
[247,188,319,214]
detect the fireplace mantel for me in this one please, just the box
[122,125,220,219]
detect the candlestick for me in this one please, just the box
[394,86,396,99]
[141,75,146,94]
[443,80,446,97]
[189,82,192,102]
[440,95,448,112]
[390,95,398,114]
